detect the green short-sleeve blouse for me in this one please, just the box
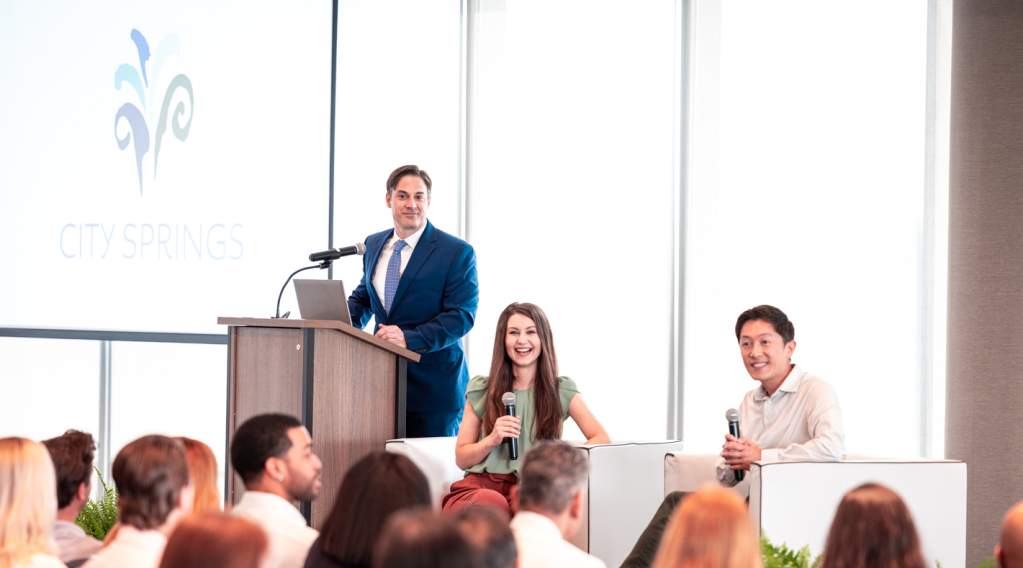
[464,375,579,475]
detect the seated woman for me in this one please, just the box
[651,485,760,568]
[819,482,926,568]
[442,302,609,515]
[0,437,65,568]
[158,512,267,568]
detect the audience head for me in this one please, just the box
[317,451,431,566]
[0,437,58,564]
[158,511,267,568]
[516,440,588,538]
[735,304,796,393]
[651,485,761,568]
[42,429,96,517]
[452,506,517,568]
[996,500,1023,568]
[374,509,479,568]
[820,482,925,568]
[176,437,220,513]
[484,302,562,440]
[113,435,192,531]
[230,413,322,502]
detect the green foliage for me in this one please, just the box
[976,558,999,568]
[75,467,118,540]
[760,535,821,568]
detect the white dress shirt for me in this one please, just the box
[53,519,102,564]
[230,491,318,568]
[371,224,426,306]
[13,554,65,568]
[719,364,845,485]
[510,511,606,568]
[81,526,167,568]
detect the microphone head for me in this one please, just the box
[725,408,740,422]
[354,242,366,255]
[501,392,516,406]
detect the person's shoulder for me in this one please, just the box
[558,376,579,393]
[428,223,473,250]
[796,371,839,399]
[365,228,393,245]
[467,375,490,393]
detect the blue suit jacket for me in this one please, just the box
[347,221,479,413]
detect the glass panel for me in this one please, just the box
[468,0,677,440]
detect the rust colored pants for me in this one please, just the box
[441,472,518,516]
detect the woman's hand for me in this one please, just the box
[486,415,521,447]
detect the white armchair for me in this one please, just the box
[386,438,683,567]
[663,453,967,567]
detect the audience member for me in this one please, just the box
[177,437,220,513]
[41,430,102,566]
[230,413,322,568]
[304,451,430,568]
[997,500,1023,568]
[83,435,193,568]
[373,509,479,568]
[445,302,608,515]
[0,437,64,568]
[651,485,761,568]
[820,482,926,568]
[452,506,517,568]
[510,440,604,568]
[158,511,268,568]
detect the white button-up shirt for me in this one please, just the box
[53,519,102,564]
[81,526,167,568]
[510,511,606,568]
[230,491,318,568]
[371,224,427,306]
[719,365,844,485]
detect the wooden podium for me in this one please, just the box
[218,317,421,528]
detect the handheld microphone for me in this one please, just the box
[501,392,518,460]
[725,408,744,482]
[308,242,366,263]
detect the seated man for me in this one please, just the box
[229,413,322,568]
[623,304,844,567]
[42,430,102,567]
[510,440,605,568]
[996,500,1023,568]
[83,435,192,568]
[718,304,844,483]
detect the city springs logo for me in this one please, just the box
[114,29,194,194]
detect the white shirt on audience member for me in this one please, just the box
[371,223,426,306]
[53,519,102,564]
[80,525,167,568]
[12,553,65,568]
[230,490,318,568]
[510,511,606,568]
[719,364,844,485]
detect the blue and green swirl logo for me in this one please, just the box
[114,29,194,194]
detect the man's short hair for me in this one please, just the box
[113,435,189,530]
[230,413,303,484]
[517,440,588,515]
[42,430,96,509]
[735,304,795,344]
[453,506,517,568]
[374,508,479,568]
[386,164,432,194]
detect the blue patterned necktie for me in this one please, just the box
[383,239,408,313]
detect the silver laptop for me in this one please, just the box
[293,279,352,324]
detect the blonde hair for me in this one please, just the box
[652,485,762,568]
[0,438,57,568]
[177,438,220,513]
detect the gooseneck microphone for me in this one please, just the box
[308,242,366,263]
[501,392,518,460]
[725,408,744,482]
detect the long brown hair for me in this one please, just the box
[483,302,563,442]
[652,485,761,568]
[158,512,267,568]
[820,483,926,568]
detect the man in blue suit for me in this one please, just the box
[347,164,479,437]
